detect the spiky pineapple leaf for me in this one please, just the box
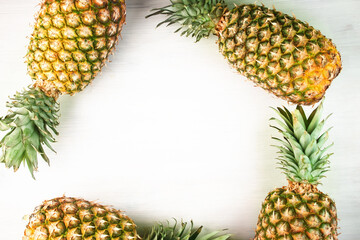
[143,220,231,240]
[270,101,333,184]
[147,0,226,42]
[307,101,324,134]
[0,86,59,178]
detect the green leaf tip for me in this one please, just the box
[0,86,60,179]
[146,0,227,42]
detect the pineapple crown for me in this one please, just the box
[143,220,231,240]
[147,0,226,42]
[271,101,333,185]
[0,86,59,178]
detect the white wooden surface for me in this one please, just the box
[0,0,359,239]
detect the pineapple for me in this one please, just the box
[0,0,126,177]
[254,102,338,239]
[23,196,231,240]
[147,0,342,105]
[23,196,138,240]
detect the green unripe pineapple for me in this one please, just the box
[147,0,342,105]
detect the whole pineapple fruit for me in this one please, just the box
[0,0,126,178]
[23,196,138,240]
[254,102,338,239]
[147,0,342,105]
[23,196,231,240]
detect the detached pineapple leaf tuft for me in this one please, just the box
[0,86,59,178]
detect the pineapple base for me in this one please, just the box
[33,80,61,99]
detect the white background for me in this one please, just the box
[0,0,359,239]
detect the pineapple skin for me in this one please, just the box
[215,4,341,105]
[254,182,338,240]
[26,0,126,96]
[23,196,138,240]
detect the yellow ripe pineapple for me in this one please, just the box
[148,0,342,105]
[23,196,231,240]
[254,102,338,239]
[23,196,138,240]
[28,0,126,96]
[0,0,126,177]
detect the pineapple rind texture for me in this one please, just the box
[26,0,126,96]
[254,183,338,239]
[216,5,341,105]
[0,86,59,178]
[23,196,138,240]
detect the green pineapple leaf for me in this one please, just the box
[271,101,333,185]
[146,0,227,42]
[143,220,231,240]
[0,86,59,179]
